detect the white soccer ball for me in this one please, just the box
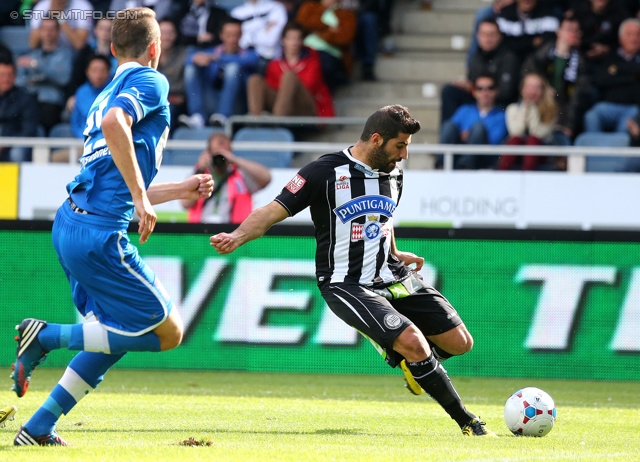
[504,387,556,437]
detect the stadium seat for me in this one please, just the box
[49,123,74,138]
[232,127,294,168]
[574,132,631,173]
[211,0,245,11]
[164,126,224,166]
[0,25,31,59]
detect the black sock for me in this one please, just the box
[430,344,454,362]
[407,355,475,428]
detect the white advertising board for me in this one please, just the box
[17,165,640,229]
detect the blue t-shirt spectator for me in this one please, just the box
[450,104,507,145]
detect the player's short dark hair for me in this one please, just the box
[85,54,112,73]
[111,7,158,59]
[360,105,421,142]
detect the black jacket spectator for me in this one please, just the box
[591,47,640,105]
[177,1,229,48]
[468,42,521,109]
[496,0,562,67]
[0,61,39,162]
[569,0,629,62]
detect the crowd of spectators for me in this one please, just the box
[3,0,640,171]
[440,0,640,171]
[0,0,392,162]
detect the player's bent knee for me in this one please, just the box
[393,325,431,362]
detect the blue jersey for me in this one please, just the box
[67,62,170,221]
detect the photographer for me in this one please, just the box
[181,132,272,223]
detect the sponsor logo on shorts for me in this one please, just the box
[286,174,306,194]
[384,313,402,330]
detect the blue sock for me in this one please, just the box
[24,352,125,437]
[42,322,160,354]
[37,324,72,352]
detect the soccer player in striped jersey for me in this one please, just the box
[11,7,213,446]
[211,105,497,437]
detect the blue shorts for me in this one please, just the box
[52,200,173,336]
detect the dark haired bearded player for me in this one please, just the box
[211,104,497,437]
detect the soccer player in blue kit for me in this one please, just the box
[10,7,213,446]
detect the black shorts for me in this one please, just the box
[320,283,462,368]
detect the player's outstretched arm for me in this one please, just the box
[211,201,289,254]
[148,174,214,205]
[102,107,155,244]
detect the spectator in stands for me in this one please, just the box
[497,72,558,171]
[70,55,111,139]
[0,43,13,64]
[230,0,289,70]
[181,132,272,224]
[157,18,189,132]
[0,59,39,162]
[246,22,335,117]
[344,0,382,81]
[16,19,73,134]
[108,0,173,20]
[495,0,562,69]
[440,18,519,123]
[583,18,640,133]
[69,18,117,96]
[180,17,260,128]
[466,0,569,66]
[522,17,592,145]
[29,0,94,51]
[177,0,229,49]
[296,0,358,92]
[567,0,629,63]
[439,73,507,170]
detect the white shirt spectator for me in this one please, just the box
[230,0,288,60]
[29,0,94,50]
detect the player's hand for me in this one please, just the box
[134,195,156,244]
[182,174,214,201]
[210,232,239,254]
[395,251,424,271]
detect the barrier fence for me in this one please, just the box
[2,136,640,172]
[1,223,639,381]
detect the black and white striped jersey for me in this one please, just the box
[275,148,410,286]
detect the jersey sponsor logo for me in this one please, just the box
[354,163,375,177]
[384,313,403,330]
[336,175,350,190]
[286,174,306,194]
[334,195,397,224]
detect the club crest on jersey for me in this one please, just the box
[285,174,306,194]
[334,195,396,224]
[351,216,389,242]
[335,175,350,190]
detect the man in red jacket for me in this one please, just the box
[246,21,335,118]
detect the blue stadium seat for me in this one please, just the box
[574,132,631,173]
[0,25,31,59]
[232,127,294,168]
[49,123,74,138]
[164,126,224,166]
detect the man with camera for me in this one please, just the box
[181,132,272,223]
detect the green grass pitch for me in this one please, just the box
[2,369,639,461]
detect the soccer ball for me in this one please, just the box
[504,387,556,437]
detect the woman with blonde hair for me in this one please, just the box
[498,72,558,171]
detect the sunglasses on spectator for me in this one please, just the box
[475,85,496,91]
